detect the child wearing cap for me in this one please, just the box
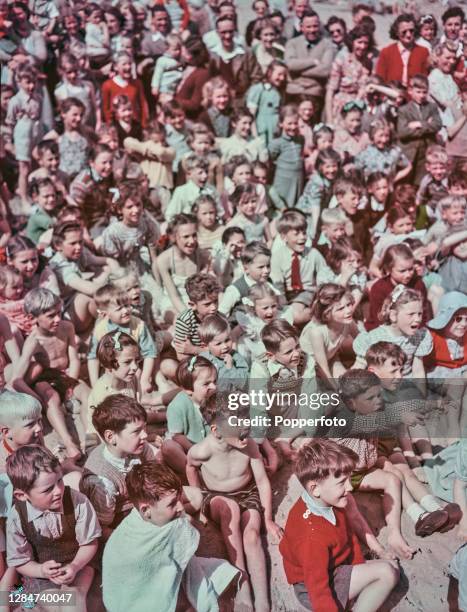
[424,291,467,438]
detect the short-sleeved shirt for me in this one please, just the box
[48,249,96,303]
[174,308,201,346]
[166,391,210,444]
[26,206,54,245]
[355,144,410,180]
[353,325,433,376]
[88,316,157,360]
[100,213,160,271]
[6,488,101,567]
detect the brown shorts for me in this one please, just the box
[201,482,262,520]
[36,367,78,402]
[293,564,353,611]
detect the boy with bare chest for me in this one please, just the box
[187,400,283,612]
[12,288,89,461]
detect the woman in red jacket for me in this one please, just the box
[376,14,429,87]
[175,36,210,120]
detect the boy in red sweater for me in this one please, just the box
[280,439,399,612]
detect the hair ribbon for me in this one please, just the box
[188,356,197,372]
[391,284,405,304]
[113,330,122,351]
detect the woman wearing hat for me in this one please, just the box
[425,291,467,438]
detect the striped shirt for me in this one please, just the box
[174,308,201,346]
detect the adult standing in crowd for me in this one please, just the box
[284,9,335,110]
[376,13,429,86]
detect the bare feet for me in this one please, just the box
[371,546,397,561]
[387,529,415,560]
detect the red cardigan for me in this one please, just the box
[175,67,210,119]
[279,498,364,612]
[365,275,432,331]
[101,78,148,126]
[376,43,429,84]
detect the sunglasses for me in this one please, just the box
[343,100,366,113]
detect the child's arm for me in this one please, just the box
[11,335,39,386]
[157,250,186,314]
[51,541,98,585]
[249,440,283,539]
[368,253,383,279]
[411,356,426,396]
[259,438,280,475]
[66,272,108,297]
[263,220,272,249]
[307,327,335,389]
[151,58,164,98]
[87,358,100,388]
[65,322,81,379]
[441,229,467,252]
[141,357,155,395]
[147,244,161,285]
[394,160,412,184]
[0,314,19,365]
[186,440,211,487]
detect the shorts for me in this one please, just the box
[293,564,353,611]
[36,367,78,402]
[377,437,400,459]
[201,482,262,520]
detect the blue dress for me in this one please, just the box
[246,82,282,146]
[268,134,304,208]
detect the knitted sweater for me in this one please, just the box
[279,498,364,612]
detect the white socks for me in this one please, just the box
[407,502,425,523]
[420,494,442,513]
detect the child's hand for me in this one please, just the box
[53,563,78,585]
[223,353,233,369]
[173,338,198,356]
[408,121,422,130]
[265,518,284,541]
[141,378,153,395]
[401,411,423,427]
[41,560,62,581]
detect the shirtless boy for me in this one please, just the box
[187,399,283,612]
[12,288,89,460]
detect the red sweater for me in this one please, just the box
[279,498,364,612]
[101,78,148,126]
[365,275,432,331]
[376,43,429,84]
[424,329,467,371]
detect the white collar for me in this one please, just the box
[26,500,64,521]
[301,488,336,525]
[113,75,129,88]
[103,444,142,470]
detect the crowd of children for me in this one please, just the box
[1,0,467,610]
